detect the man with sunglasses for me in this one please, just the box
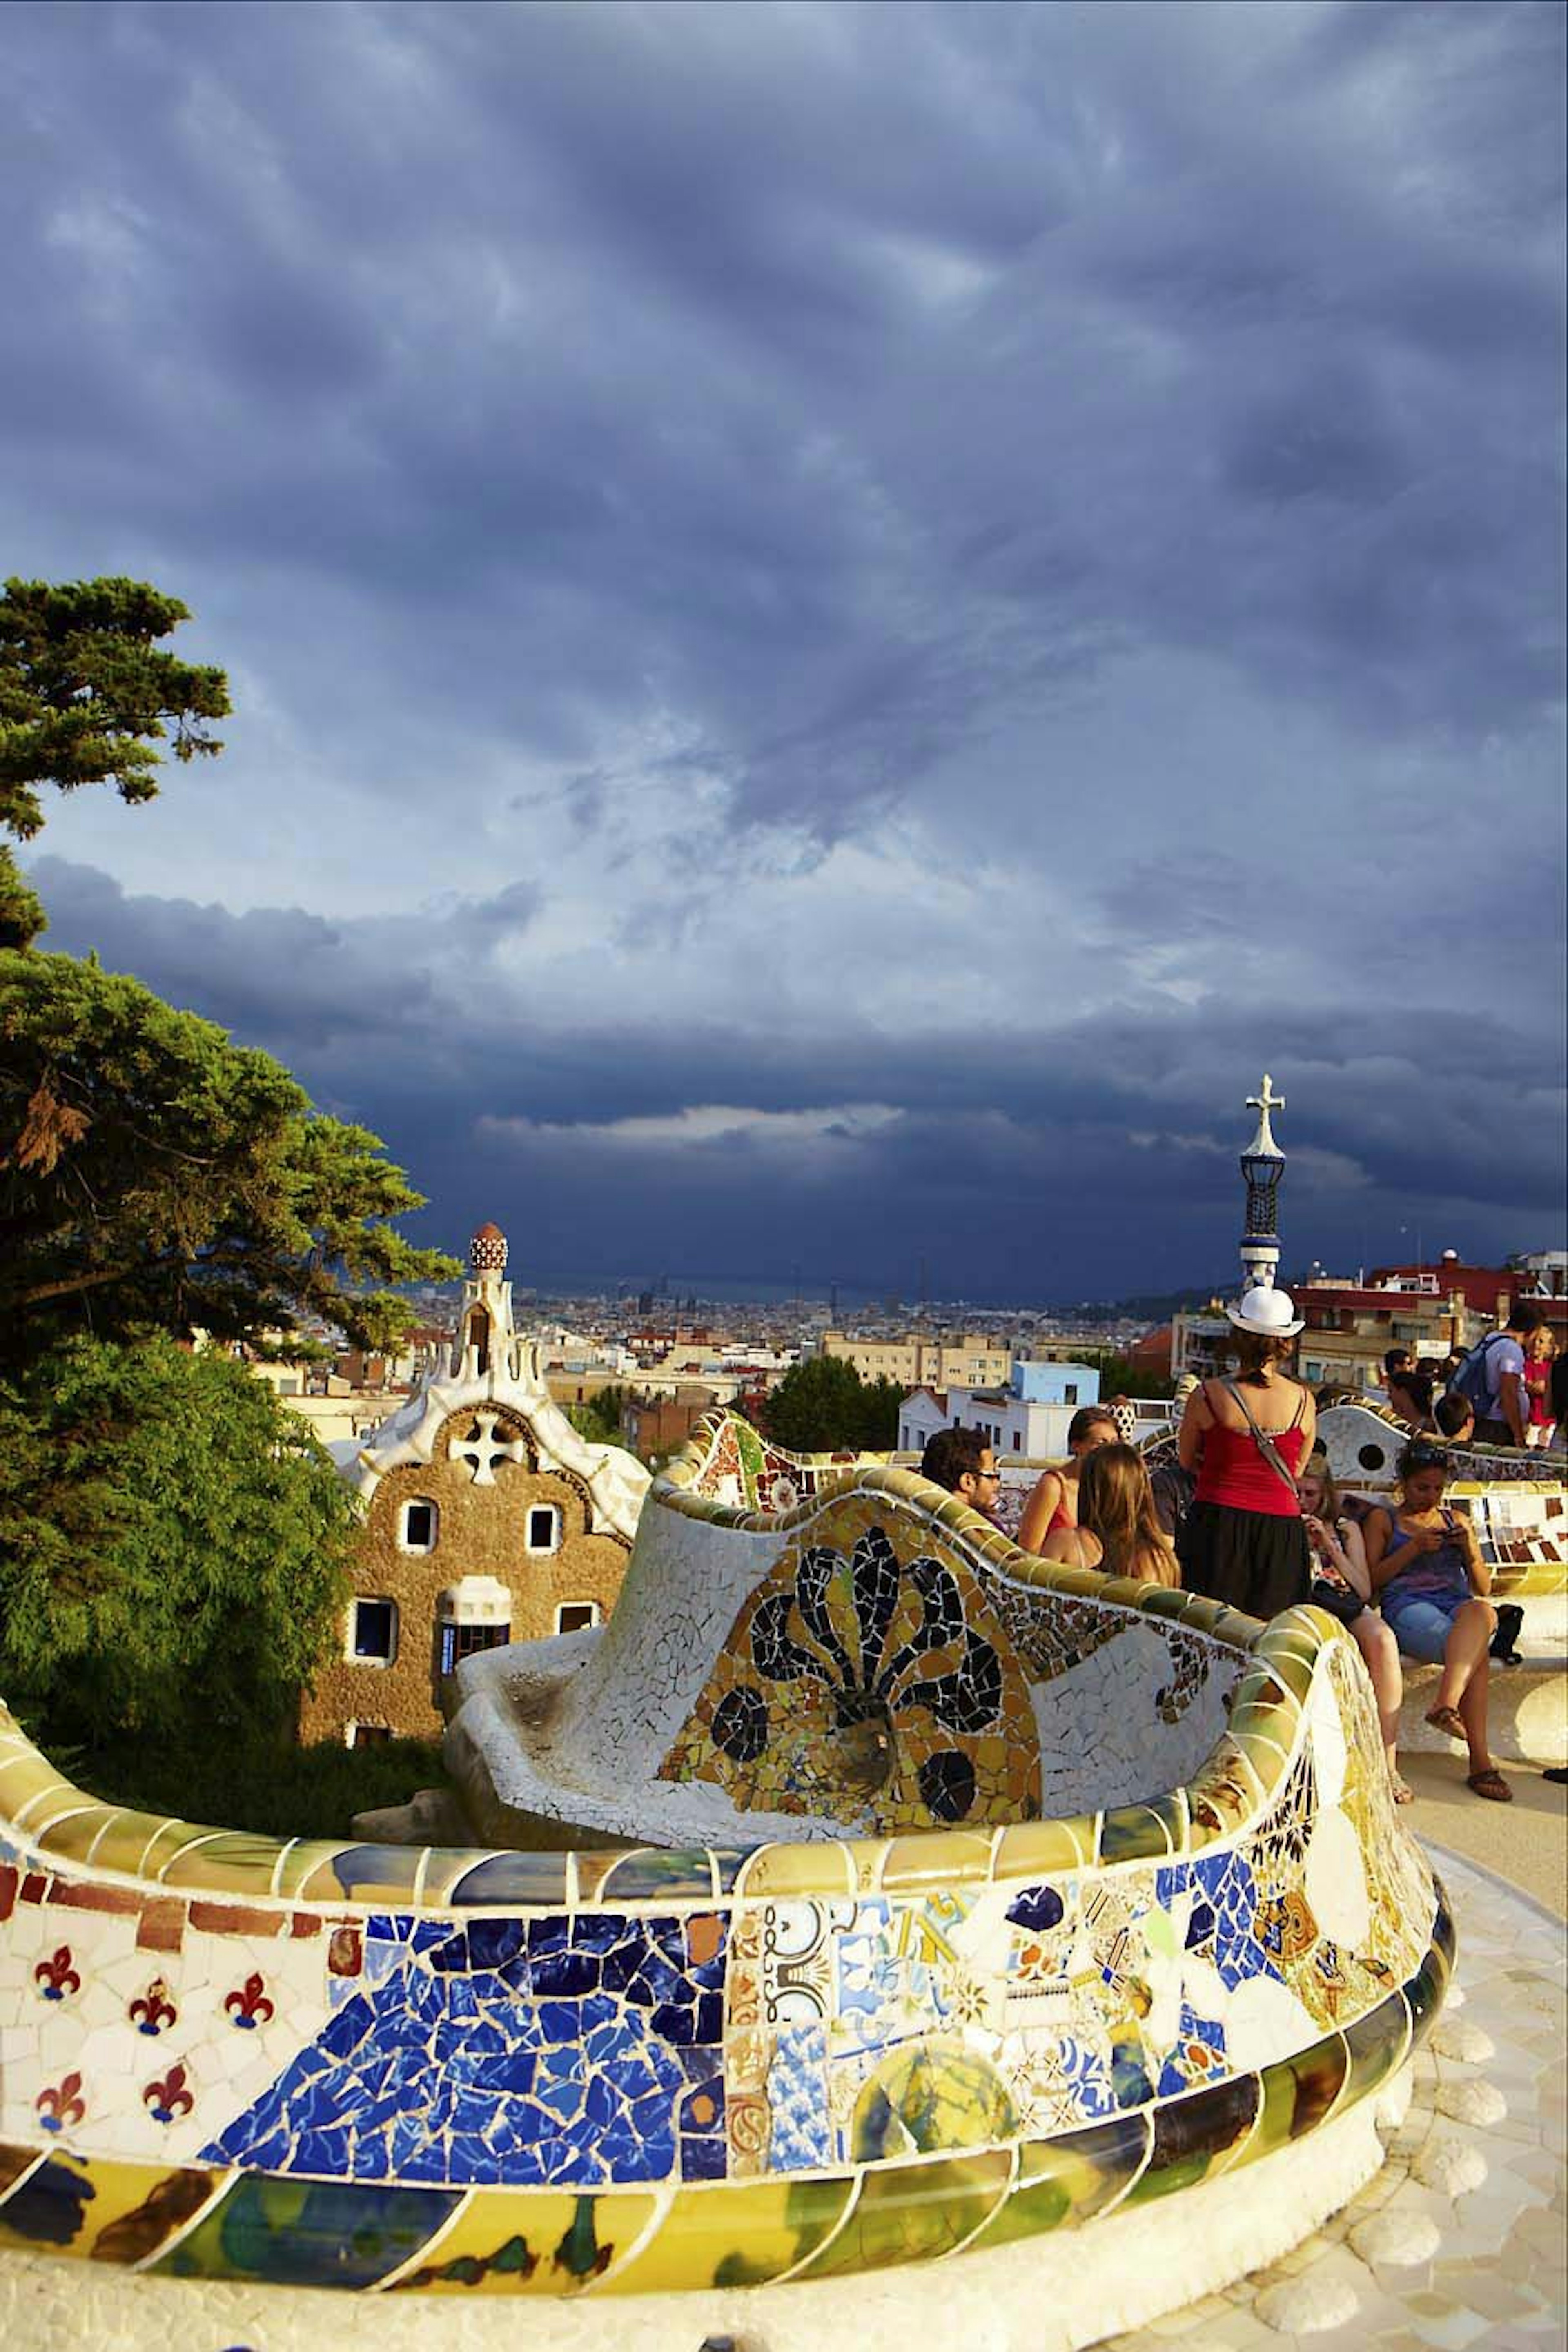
[920,1425,1003,1521]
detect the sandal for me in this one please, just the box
[1425,1704,1466,1741]
[1466,1768,1512,1803]
[1390,1773,1414,1805]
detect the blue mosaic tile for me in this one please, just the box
[767,2023,831,2170]
[200,1911,729,2189]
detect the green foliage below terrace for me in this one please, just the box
[56,1725,454,1844]
[0,1334,357,1757]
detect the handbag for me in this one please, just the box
[1221,1378,1306,1506]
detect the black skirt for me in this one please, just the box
[1178,1501,1312,1623]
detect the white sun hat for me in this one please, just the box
[1226,1284,1305,1339]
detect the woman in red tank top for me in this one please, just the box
[1176,1286,1315,1621]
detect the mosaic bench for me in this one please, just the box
[0,1411,1451,2301]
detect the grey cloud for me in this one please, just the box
[2,2,1561,1292]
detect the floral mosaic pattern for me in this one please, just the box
[659,1506,1041,1829]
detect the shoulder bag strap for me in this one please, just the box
[1222,1377,1305,1508]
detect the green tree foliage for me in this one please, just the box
[0,1335,358,1753]
[0,950,460,1365]
[0,576,230,948]
[760,1356,902,1452]
[564,1384,630,1447]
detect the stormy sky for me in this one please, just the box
[5,0,1564,1304]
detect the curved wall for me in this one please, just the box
[0,1579,1447,2292]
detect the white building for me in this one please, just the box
[899,1361,1107,1464]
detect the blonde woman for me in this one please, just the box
[1297,1455,1409,1802]
[1042,1441,1179,1587]
[1018,1404,1119,1554]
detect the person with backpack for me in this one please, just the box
[1175,1286,1314,1619]
[1449,1303,1545,1448]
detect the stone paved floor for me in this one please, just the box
[0,1843,1561,2351]
[1105,1840,1567,2352]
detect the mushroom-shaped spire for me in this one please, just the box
[470,1221,508,1274]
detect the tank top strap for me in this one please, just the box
[1288,1384,1307,1430]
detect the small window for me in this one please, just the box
[1064,1383,1078,1406]
[399,1498,439,1553]
[348,1722,391,1748]
[438,1619,511,1676]
[351,1598,398,1664]
[556,1602,600,1635]
[526,1505,561,1554]
[1012,1430,1021,1451]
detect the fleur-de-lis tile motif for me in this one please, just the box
[36,2071,86,2132]
[33,1944,80,2001]
[129,1977,177,2035]
[143,2062,194,2124]
[224,1972,275,2029]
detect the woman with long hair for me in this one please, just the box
[1176,1287,1315,1619]
[1365,1438,1509,1800]
[1296,1454,1409,1802]
[1042,1440,1179,1585]
[1018,1403,1120,1555]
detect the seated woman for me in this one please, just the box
[1041,1441,1179,1586]
[1385,1369,1436,1430]
[1018,1404,1119,1555]
[1365,1438,1510,1802]
[1296,1455,1408,1802]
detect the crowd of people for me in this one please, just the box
[918,1286,1568,1810]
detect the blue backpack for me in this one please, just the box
[1446,1332,1511,1411]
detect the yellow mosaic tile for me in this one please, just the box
[991,1813,1098,1879]
[30,1803,119,1861]
[802,2148,1015,2276]
[735,1841,858,1900]
[122,1818,221,1882]
[157,1831,296,1895]
[385,2185,659,2294]
[605,2174,855,2293]
[0,2152,217,2264]
[82,1809,178,1882]
[877,1829,995,1893]
[0,1747,70,1820]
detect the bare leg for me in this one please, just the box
[1454,1644,1502,1781]
[1434,1597,1497,1714]
[1353,1616,1403,1779]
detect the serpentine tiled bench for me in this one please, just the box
[0,1410,1451,2319]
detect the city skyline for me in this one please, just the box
[5,2,1564,1296]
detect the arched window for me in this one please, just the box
[399,1497,439,1553]
[350,1598,398,1666]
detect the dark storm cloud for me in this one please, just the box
[3,1,1563,1294]
[31,854,1564,1297]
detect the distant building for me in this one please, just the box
[821,1329,1011,1390]
[300,1223,650,1749]
[622,1387,719,1461]
[899,1361,1103,1461]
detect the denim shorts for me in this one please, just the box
[1383,1591,1469,1664]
